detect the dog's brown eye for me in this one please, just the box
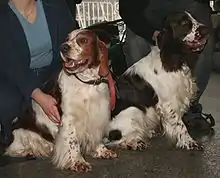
[79,38,88,44]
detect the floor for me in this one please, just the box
[0,73,220,178]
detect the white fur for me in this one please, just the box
[6,28,117,171]
[183,11,203,42]
[52,68,117,171]
[6,66,116,171]
[5,128,54,157]
[107,46,199,150]
[5,102,57,157]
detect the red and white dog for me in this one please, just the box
[5,29,117,172]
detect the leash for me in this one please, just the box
[73,71,116,111]
[73,73,109,85]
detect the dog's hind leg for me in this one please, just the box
[157,104,203,150]
[52,115,91,172]
[106,107,153,151]
[5,129,53,158]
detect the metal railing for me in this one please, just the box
[76,0,120,28]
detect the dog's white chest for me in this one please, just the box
[58,71,110,112]
[128,47,197,106]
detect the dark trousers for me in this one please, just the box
[65,0,77,19]
[0,76,26,146]
[65,0,80,28]
[123,1,214,103]
[0,66,59,146]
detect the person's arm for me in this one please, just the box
[0,35,41,100]
[0,38,60,123]
[57,0,77,34]
[119,0,158,44]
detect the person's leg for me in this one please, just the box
[123,28,151,68]
[187,2,214,101]
[183,33,215,132]
[183,3,215,131]
[0,78,26,147]
[193,34,214,100]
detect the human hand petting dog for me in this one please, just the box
[31,88,61,124]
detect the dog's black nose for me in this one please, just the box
[60,44,70,54]
[197,25,209,37]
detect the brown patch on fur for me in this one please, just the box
[89,38,100,68]
[13,107,54,142]
[13,77,62,142]
[157,12,208,72]
[98,41,109,77]
[158,26,199,72]
[61,30,110,76]
[76,30,100,68]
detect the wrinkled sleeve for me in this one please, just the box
[0,31,41,100]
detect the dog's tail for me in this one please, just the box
[103,129,123,148]
[108,129,122,141]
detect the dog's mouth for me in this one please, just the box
[64,57,89,69]
[185,37,207,52]
[61,52,89,74]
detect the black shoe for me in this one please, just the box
[0,123,14,148]
[183,103,215,132]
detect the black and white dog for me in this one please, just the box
[106,11,209,150]
[5,29,117,172]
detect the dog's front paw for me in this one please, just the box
[69,160,92,172]
[177,140,203,151]
[186,141,203,151]
[119,140,148,151]
[92,144,117,159]
[93,149,117,159]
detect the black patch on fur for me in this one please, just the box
[158,30,199,72]
[13,107,54,142]
[13,77,62,142]
[111,74,158,117]
[108,129,122,141]
[157,12,201,72]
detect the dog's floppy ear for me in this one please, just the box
[164,12,185,38]
[98,40,109,77]
[164,12,183,28]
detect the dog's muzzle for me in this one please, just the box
[60,44,89,73]
[185,25,209,52]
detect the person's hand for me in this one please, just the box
[152,30,160,39]
[31,88,61,124]
[152,30,161,43]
